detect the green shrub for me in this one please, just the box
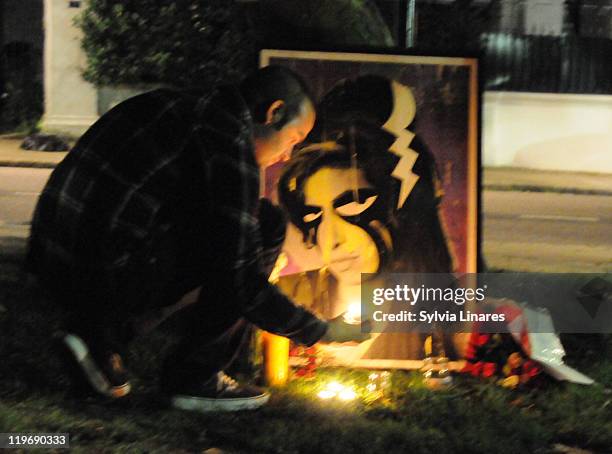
[76,1,256,88]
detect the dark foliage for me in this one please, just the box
[77,1,257,88]
[415,0,500,54]
[0,42,43,133]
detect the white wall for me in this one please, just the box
[41,0,98,136]
[483,91,612,172]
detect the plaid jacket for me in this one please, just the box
[27,86,326,346]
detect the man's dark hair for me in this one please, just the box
[240,66,314,129]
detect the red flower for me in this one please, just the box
[522,360,541,378]
[482,362,497,378]
[475,334,490,346]
[468,362,483,377]
[461,361,496,378]
[465,345,476,360]
[460,363,472,374]
[461,362,479,376]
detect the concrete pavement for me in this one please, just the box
[483,167,612,195]
[0,137,67,168]
[1,136,611,193]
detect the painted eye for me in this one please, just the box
[335,195,378,217]
[303,211,322,223]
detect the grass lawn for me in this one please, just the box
[1,240,611,453]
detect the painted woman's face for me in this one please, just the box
[303,167,381,285]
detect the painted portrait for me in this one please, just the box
[261,51,479,368]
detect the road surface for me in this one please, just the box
[0,167,610,272]
[483,191,611,272]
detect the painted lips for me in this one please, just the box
[330,254,359,272]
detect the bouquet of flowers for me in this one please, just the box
[460,300,594,388]
[461,332,545,389]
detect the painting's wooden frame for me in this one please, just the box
[260,50,480,369]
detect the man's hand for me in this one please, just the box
[320,314,371,344]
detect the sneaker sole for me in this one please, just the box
[62,333,131,399]
[170,392,270,412]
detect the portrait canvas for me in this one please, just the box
[260,50,480,369]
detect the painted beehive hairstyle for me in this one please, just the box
[279,75,454,274]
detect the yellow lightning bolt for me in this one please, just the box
[381,81,420,209]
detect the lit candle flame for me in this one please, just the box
[317,390,336,399]
[338,388,357,401]
[317,381,357,401]
[327,381,344,393]
[343,301,362,325]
